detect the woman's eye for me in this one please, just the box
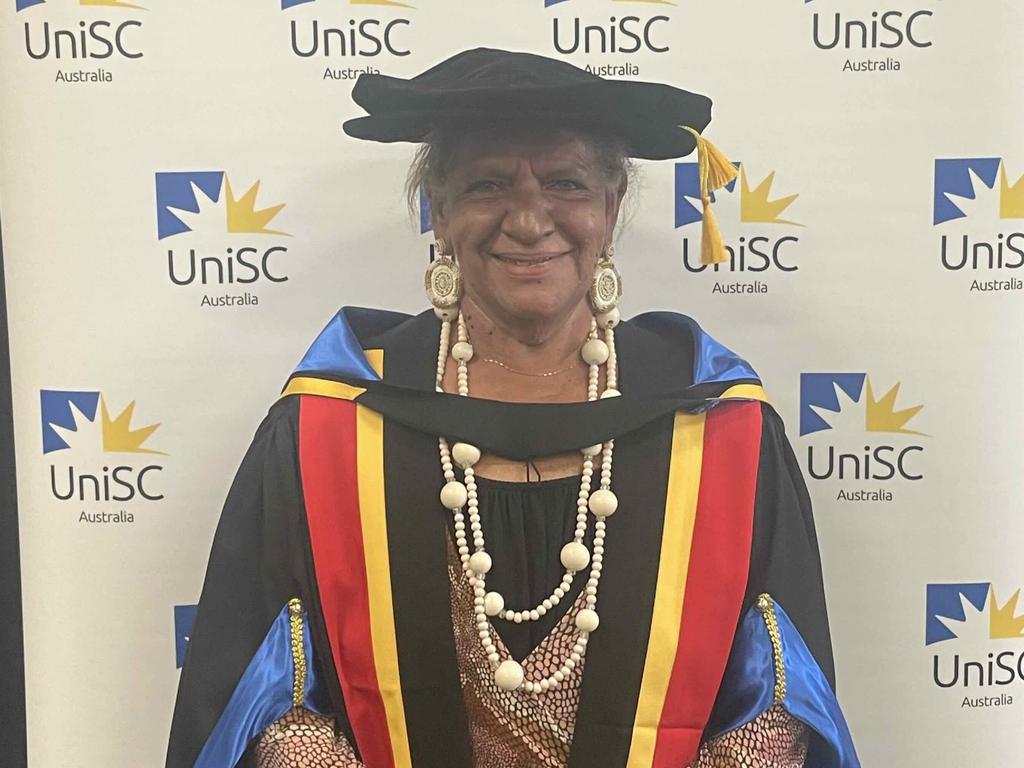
[549,179,585,191]
[466,180,502,193]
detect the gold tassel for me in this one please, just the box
[682,127,738,265]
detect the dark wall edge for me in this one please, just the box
[0,212,28,767]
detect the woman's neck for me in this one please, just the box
[459,295,593,375]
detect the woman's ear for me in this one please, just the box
[428,188,449,242]
[605,179,627,238]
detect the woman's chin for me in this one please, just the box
[491,296,582,325]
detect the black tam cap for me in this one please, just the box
[342,47,713,161]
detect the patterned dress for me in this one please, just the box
[255,476,808,767]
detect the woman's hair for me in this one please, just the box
[404,118,638,223]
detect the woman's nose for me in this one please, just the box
[501,184,556,244]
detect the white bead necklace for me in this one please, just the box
[435,309,620,694]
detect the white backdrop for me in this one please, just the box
[2,0,1023,766]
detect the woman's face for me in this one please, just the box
[431,131,624,327]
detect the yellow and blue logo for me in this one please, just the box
[675,161,801,229]
[40,389,163,455]
[934,158,1024,226]
[155,172,288,241]
[799,373,923,437]
[927,583,1024,646]
[17,0,145,10]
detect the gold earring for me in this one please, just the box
[589,244,622,318]
[425,238,463,320]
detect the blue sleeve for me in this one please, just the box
[706,596,861,768]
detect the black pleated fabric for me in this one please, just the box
[447,473,591,662]
[167,397,355,768]
[744,404,836,688]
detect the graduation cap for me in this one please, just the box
[343,47,737,264]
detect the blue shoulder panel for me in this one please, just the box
[195,603,329,768]
[292,308,381,381]
[706,600,860,768]
[630,312,759,386]
[689,322,758,386]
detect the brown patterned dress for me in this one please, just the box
[257,473,808,767]
[256,538,807,767]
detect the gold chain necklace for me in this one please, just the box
[478,356,581,377]
[476,330,593,378]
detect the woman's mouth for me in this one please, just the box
[491,251,567,267]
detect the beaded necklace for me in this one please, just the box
[435,311,620,694]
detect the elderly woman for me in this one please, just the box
[167,49,859,768]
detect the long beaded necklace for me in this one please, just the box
[435,310,620,694]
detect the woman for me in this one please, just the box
[167,48,860,768]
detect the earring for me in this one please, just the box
[425,238,463,320]
[589,244,622,326]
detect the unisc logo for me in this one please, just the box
[927,582,1024,709]
[675,161,802,296]
[155,171,292,308]
[18,0,145,82]
[40,389,165,523]
[798,372,925,501]
[281,0,412,82]
[545,0,674,77]
[933,158,1024,294]
[802,1,939,73]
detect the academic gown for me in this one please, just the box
[166,307,861,768]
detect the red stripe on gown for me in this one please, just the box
[652,402,763,767]
[299,395,396,768]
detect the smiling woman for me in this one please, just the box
[429,128,624,324]
[167,48,861,768]
[426,127,629,481]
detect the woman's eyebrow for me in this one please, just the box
[537,147,596,173]
[542,161,593,176]
[457,151,594,178]
[459,160,516,178]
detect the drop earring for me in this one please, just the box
[589,244,622,328]
[425,238,463,321]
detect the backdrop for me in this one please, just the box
[1,0,1023,766]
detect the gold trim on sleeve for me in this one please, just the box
[288,598,306,707]
[756,593,787,705]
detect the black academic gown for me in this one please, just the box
[166,308,860,768]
